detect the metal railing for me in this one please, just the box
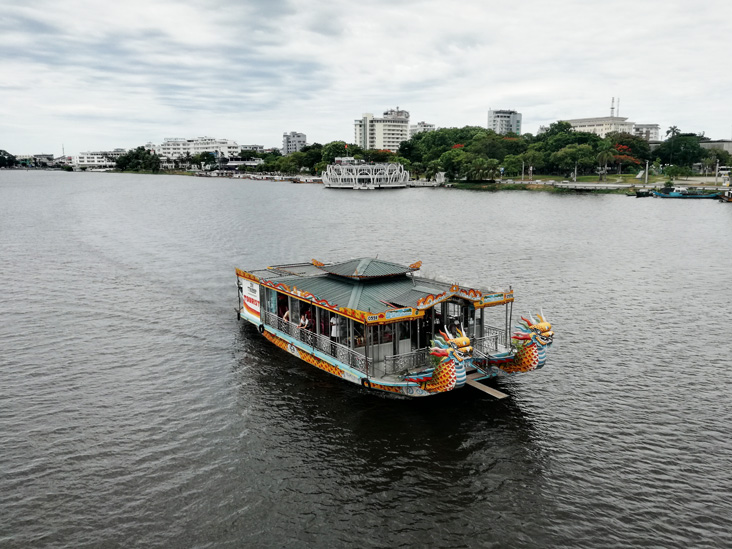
[473,326,507,357]
[384,348,432,376]
[262,311,372,374]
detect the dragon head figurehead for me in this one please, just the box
[514,313,553,348]
[505,312,554,373]
[432,331,473,365]
[404,328,473,393]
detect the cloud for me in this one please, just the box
[1,0,732,155]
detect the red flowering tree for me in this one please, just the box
[613,144,640,174]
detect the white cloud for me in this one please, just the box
[1,0,732,155]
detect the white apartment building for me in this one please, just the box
[354,107,410,152]
[148,137,242,159]
[409,121,436,138]
[73,149,128,169]
[487,109,522,135]
[633,124,660,141]
[241,144,265,153]
[564,116,635,138]
[282,132,307,154]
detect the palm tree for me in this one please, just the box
[468,158,489,181]
[485,158,501,182]
[597,149,615,181]
[425,160,442,181]
[666,126,680,139]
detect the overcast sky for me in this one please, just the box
[2,0,732,156]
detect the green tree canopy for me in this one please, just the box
[321,141,352,164]
[655,135,705,167]
[115,147,161,172]
[0,149,18,168]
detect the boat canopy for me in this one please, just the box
[237,258,512,324]
[312,257,421,279]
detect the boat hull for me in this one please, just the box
[653,191,719,199]
[240,311,435,397]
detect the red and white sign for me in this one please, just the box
[241,279,260,318]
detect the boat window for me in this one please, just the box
[277,293,288,318]
[264,287,276,313]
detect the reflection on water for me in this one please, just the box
[2,171,732,547]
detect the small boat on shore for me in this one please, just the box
[719,188,732,203]
[236,258,554,399]
[653,187,719,199]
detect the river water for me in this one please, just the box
[2,170,731,548]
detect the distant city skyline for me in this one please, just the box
[2,0,732,156]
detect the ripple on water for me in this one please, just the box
[2,172,732,548]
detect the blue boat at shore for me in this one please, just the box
[653,186,719,199]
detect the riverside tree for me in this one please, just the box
[0,150,18,168]
[115,147,161,172]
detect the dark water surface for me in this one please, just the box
[2,171,732,548]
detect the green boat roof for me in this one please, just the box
[313,257,419,279]
[244,259,507,315]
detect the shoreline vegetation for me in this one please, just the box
[6,121,729,193]
[10,166,726,196]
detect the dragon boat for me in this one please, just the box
[236,258,554,399]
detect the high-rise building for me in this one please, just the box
[282,132,307,155]
[487,109,522,135]
[354,107,410,152]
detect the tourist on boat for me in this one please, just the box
[298,311,310,330]
[283,308,290,322]
[330,315,342,342]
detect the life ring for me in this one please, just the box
[258,324,265,334]
[361,378,372,389]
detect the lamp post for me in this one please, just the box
[715,159,720,185]
[521,160,525,181]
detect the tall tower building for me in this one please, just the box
[487,109,522,135]
[282,132,307,154]
[354,107,410,152]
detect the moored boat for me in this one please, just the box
[322,157,409,189]
[719,188,732,203]
[653,186,719,199]
[236,258,554,398]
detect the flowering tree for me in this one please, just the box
[613,144,640,174]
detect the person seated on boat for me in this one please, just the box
[298,311,310,330]
[434,313,444,334]
[283,308,290,322]
[450,319,462,338]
